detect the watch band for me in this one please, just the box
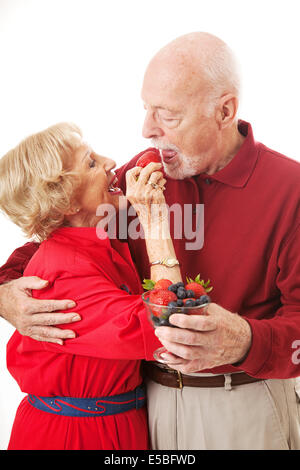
[150,257,180,268]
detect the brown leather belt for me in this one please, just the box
[143,362,262,389]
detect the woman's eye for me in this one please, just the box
[89,158,96,168]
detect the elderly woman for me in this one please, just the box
[0,123,182,450]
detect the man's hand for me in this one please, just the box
[154,303,252,374]
[0,276,80,344]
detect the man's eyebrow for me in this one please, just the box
[156,106,179,113]
[143,102,179,113]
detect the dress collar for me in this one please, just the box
[47,226,110,246]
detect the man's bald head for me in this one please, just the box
[145,32,241,104]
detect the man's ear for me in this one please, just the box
[216,93,239,129]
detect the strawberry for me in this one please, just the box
[184,283,206,298]
[142,278,172,291]
[149,289,177,306]
[154,279,172,290]
[185,274,213,299]
[136,150,161,168]
[149,289,177,317]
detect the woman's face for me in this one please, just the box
[69,140,124,227]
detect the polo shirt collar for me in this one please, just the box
[199,120,259,188]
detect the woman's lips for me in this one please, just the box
[108,188,123,195]
[161,149,178,163]
[108,175,122,194]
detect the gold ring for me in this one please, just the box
[147,181,159,189]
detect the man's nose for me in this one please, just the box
[142,111,164,139]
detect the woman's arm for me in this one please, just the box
[126,162,182,285]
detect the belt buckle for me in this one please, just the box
[167,368,183,389]
[177,371,183,389]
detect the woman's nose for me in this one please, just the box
[103,157,116,172]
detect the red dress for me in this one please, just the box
[7,227,161,450]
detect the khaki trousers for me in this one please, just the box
[146,374,300,450]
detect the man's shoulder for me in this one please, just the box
[258,143,300,174]
[256,143,300,193]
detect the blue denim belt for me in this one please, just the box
[27,386,146,417]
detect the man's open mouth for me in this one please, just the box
[161,149,178,163]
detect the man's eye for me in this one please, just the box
[161,117,180,128]
[160,115,179,124]
[89,159,96,168]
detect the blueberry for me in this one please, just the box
[151,315,161,326]
[185,289,195,298]
[168,301,178,308]
[198,295,211,305]
[175,282,185,289]
[177,288,187,299]
[176,299,184,307]
[167,301,178,314]
[185,299,197,308]
[168,284,178,293]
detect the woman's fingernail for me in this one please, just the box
[67,302,76,308]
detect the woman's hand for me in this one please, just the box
[126,162,181,284]
[126,162,168,233]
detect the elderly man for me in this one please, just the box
[1,32,300,450]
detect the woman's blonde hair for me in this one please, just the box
[0,122,83,241]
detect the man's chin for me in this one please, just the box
[163,164,193,180]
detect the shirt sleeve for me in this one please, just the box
[233,223,300,378]
[34,261,162,361]
[0,242,39,285]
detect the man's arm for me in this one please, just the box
[0,241,39,284]
[0,243,80,343]
[155,224,300,380]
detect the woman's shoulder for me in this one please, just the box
[24,237,78,280]
[24,230,104,281]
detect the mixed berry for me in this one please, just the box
[142,275,212,327]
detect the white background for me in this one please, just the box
[0,0,299,449]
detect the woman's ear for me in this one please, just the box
[64,207,81,216]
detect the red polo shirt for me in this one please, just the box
[1,121,300,379]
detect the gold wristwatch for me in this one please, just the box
[150,257,180,268]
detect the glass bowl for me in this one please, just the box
[142,290,210,363]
